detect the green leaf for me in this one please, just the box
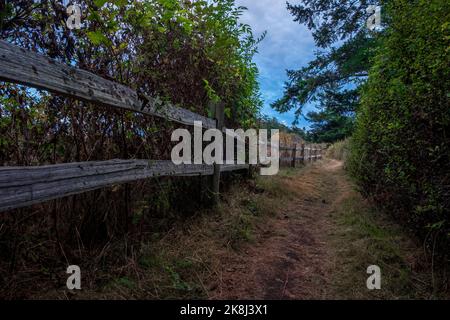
[94,0,108,8]
[112,0,128,7]
[87,31,109,45]
[87,11,101,22]
[224,107,232,119]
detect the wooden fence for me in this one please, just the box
[0,40,247,212]
[0,40,324,212]
[262,142,324,168]
[278,144,324,168]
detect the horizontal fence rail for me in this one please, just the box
[0,41,252,211]
[0,160,249,212]
[0,40,216,129]
[275,144,324,168]
[0,40,324,212]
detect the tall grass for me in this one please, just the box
[326,139,350,162]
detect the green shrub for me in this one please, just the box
[326,139,350,162]
[348,0,450,248]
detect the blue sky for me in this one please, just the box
[235,0,317,129]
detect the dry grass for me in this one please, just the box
[4,159,446,300]
[27,169,297,300]
[326,139,350,162]
[326,168,447,299]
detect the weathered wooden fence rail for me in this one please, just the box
[0,160,248,212]
[268,144,324,168]
[0,40,246,212]
[0,40,324,212]
[0,40,216,129]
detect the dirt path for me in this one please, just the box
[211,159,350,299]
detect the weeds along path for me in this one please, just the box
[211,159,347,299]
[210,158,438,300]
[30,158,433,299]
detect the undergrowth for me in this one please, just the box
[4,167,300,300]
[329,183,448,299]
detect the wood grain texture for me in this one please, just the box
[0,160,249,212]
[0,40,216,128]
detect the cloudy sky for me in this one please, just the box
[235,0,317,129]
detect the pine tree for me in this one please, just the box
[272,0,382,142]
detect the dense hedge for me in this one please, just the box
[0,1,264,295]
[349,0,450,245]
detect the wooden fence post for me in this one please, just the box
[210,101,225,205]
[300,144,305,164]
[291,144,297,168]
[309,145,312,162]
[0,41,254,212]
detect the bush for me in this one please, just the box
[0,0,264,296]
[348,0,450,249]
[326,139,350,162]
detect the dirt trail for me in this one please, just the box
[211,159,349,299]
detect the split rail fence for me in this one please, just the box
[0,40,323,212]
[0,40,248,212]
[277,144,324,168]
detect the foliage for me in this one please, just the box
[348,0,450,247]
[257,114,307,139]
[306,106,354,143]
[0,0,265,295]
[326,138,350,162]
[272,0,382,142]
[129,0,264,127]
[0,0,265,164]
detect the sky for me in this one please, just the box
[235,0,317,129]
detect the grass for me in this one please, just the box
[326,139,350,162]
[329,188,437,299]
[24,159,448,299]
[13,159,449,300]
[58,167,305,300]
[22,158,446,300]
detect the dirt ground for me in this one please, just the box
[210,159,348,299]
[10,158,440,299]
[209,159,440,300]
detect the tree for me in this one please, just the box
[0,1,268,292]
[0,0,265,164]
[258,114,307,139]
[272,0,382,142]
